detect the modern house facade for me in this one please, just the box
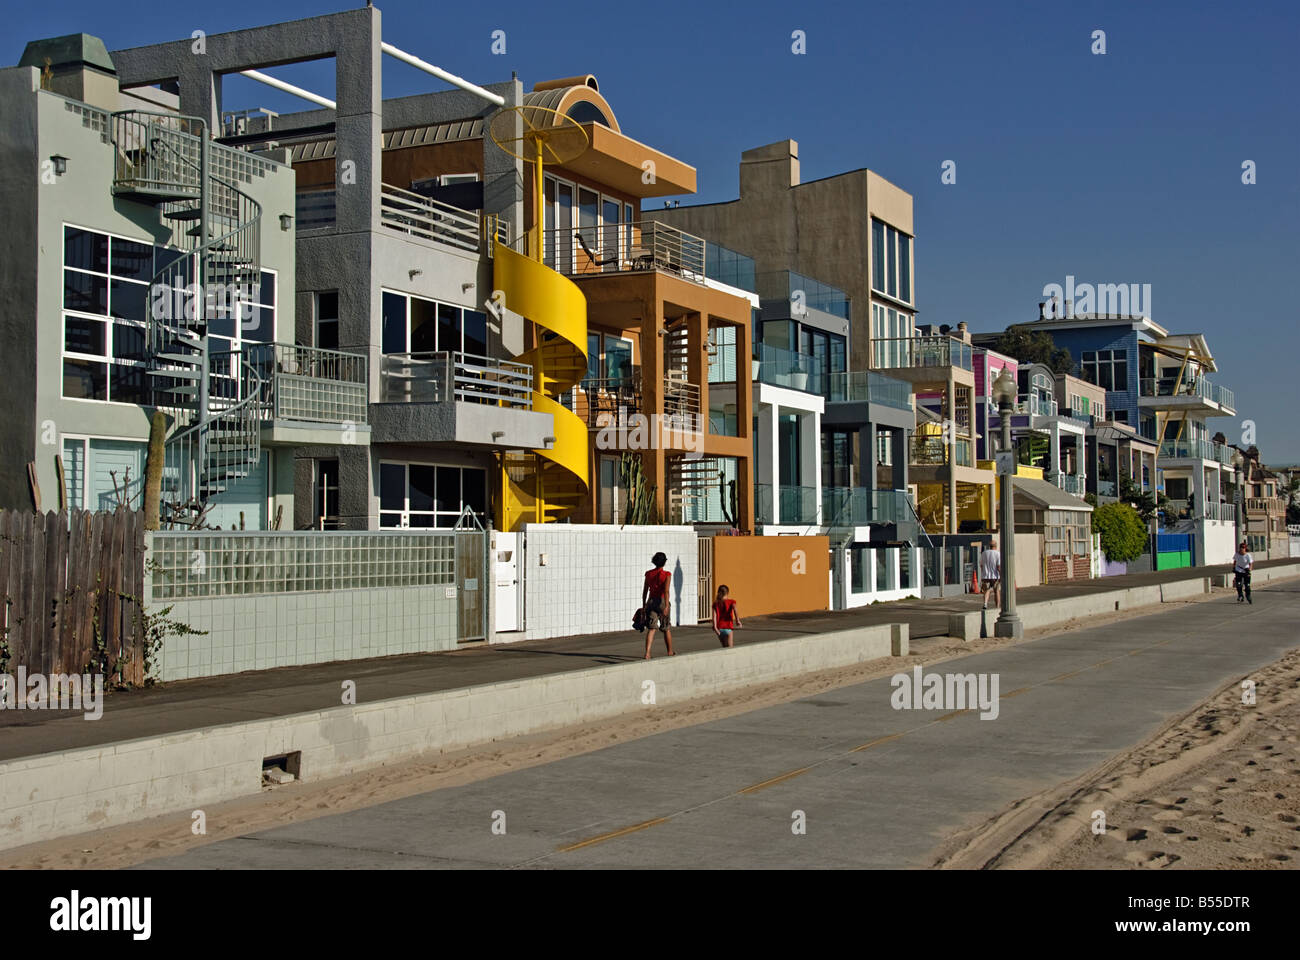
[0,34,357,526]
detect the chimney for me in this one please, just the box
[19,34,120,112]
[739,140,799,199]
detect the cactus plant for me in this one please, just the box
[618,451,659,525]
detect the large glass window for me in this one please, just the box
[381,291,489,357]
[378,461,487,528]
[870,218,913,304]
[1080,349,1129,392]
[61,226,276,405]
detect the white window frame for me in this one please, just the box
[61,223,160,407]
[377,460,488,529]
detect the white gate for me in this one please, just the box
[492,530,522,633]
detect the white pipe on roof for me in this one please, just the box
[239,69,337,110]
[381,42,506,107]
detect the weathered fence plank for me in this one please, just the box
[0,508,146,681]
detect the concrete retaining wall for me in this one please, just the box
[0,621,904,852]
[948,563,1300,640]
[948,580,1208,640]
[1212,561,1300,590]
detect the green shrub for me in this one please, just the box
[1091,501,1148,563]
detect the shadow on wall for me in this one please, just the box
[673,558,684,626]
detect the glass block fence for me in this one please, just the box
[149,531,459,599]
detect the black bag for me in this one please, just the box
[632,607,646,632]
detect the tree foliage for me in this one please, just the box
[995,326,1074,375]
[1091,501,1149,563]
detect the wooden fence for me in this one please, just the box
[0,508,146,684]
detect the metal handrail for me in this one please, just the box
[872,335,973,372]
[542,220,708,281]
[380,183,480,253]
[380,351,533,407]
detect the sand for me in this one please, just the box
[936,647,1300,869]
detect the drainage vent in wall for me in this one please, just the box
[262,751,302,786]
[1115,601,1120,611]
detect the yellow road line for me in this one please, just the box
[556,816,669,852]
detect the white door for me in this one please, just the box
[493,531,521,633]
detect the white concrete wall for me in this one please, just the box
[1201,519,1237,567]
[157,587,458,682]
[0,621,903,851]
[522,524,698,640]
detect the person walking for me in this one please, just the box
[1232,541,1254,604]
[712,584,741,648]
[642,552,675,659]
[979,538,1002,610]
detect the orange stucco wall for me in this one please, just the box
[712,536,829,618]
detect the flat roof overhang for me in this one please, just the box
[558,123,696,198]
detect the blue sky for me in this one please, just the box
[9,0,1299,458]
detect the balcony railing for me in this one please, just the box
[1054,473,1084,495]
[758,269,850,321]
[380,184,480,253]
[756,483,818,525]
[1245,497,1284,513]
[1159,438,1232,464]
[822,488,914,526]
[571,374,702,435]
[1140,376,1235,410]
[537,222,753,291]
[754,342,824,395]
[1017,394,1059,417]
[911,435,973,467]
[246,343,368,424]
[872,336,973,372]
[380,351,533,407]
[1166,499,1236,522]
[827,371,912,410]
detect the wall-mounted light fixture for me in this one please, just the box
[491,430,505,441]
[279,213,293,231]
[50,155,68,177]
[542,436,556,448]
[409,269,423,280]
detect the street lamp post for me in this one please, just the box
[1231,449,1244,550]
[992,369,1023,639]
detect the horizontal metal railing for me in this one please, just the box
[542,221,709,281]
[380,351,533,407]
[872,335,973,372]
[246,343,369,424]
[1140,376,1235,410]
[380,183,480,253]
[827,371,912,409]
[575,374,702,434]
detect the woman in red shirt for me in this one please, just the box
[642,552,675,659]
[712,584,741,648]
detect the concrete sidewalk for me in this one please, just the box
[0,557,1293,763]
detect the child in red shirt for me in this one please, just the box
[712,584,741,648]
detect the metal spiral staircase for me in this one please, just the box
[493,242,590,529]
[110,111,265,523]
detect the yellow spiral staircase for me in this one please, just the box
[494,242,589,530]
